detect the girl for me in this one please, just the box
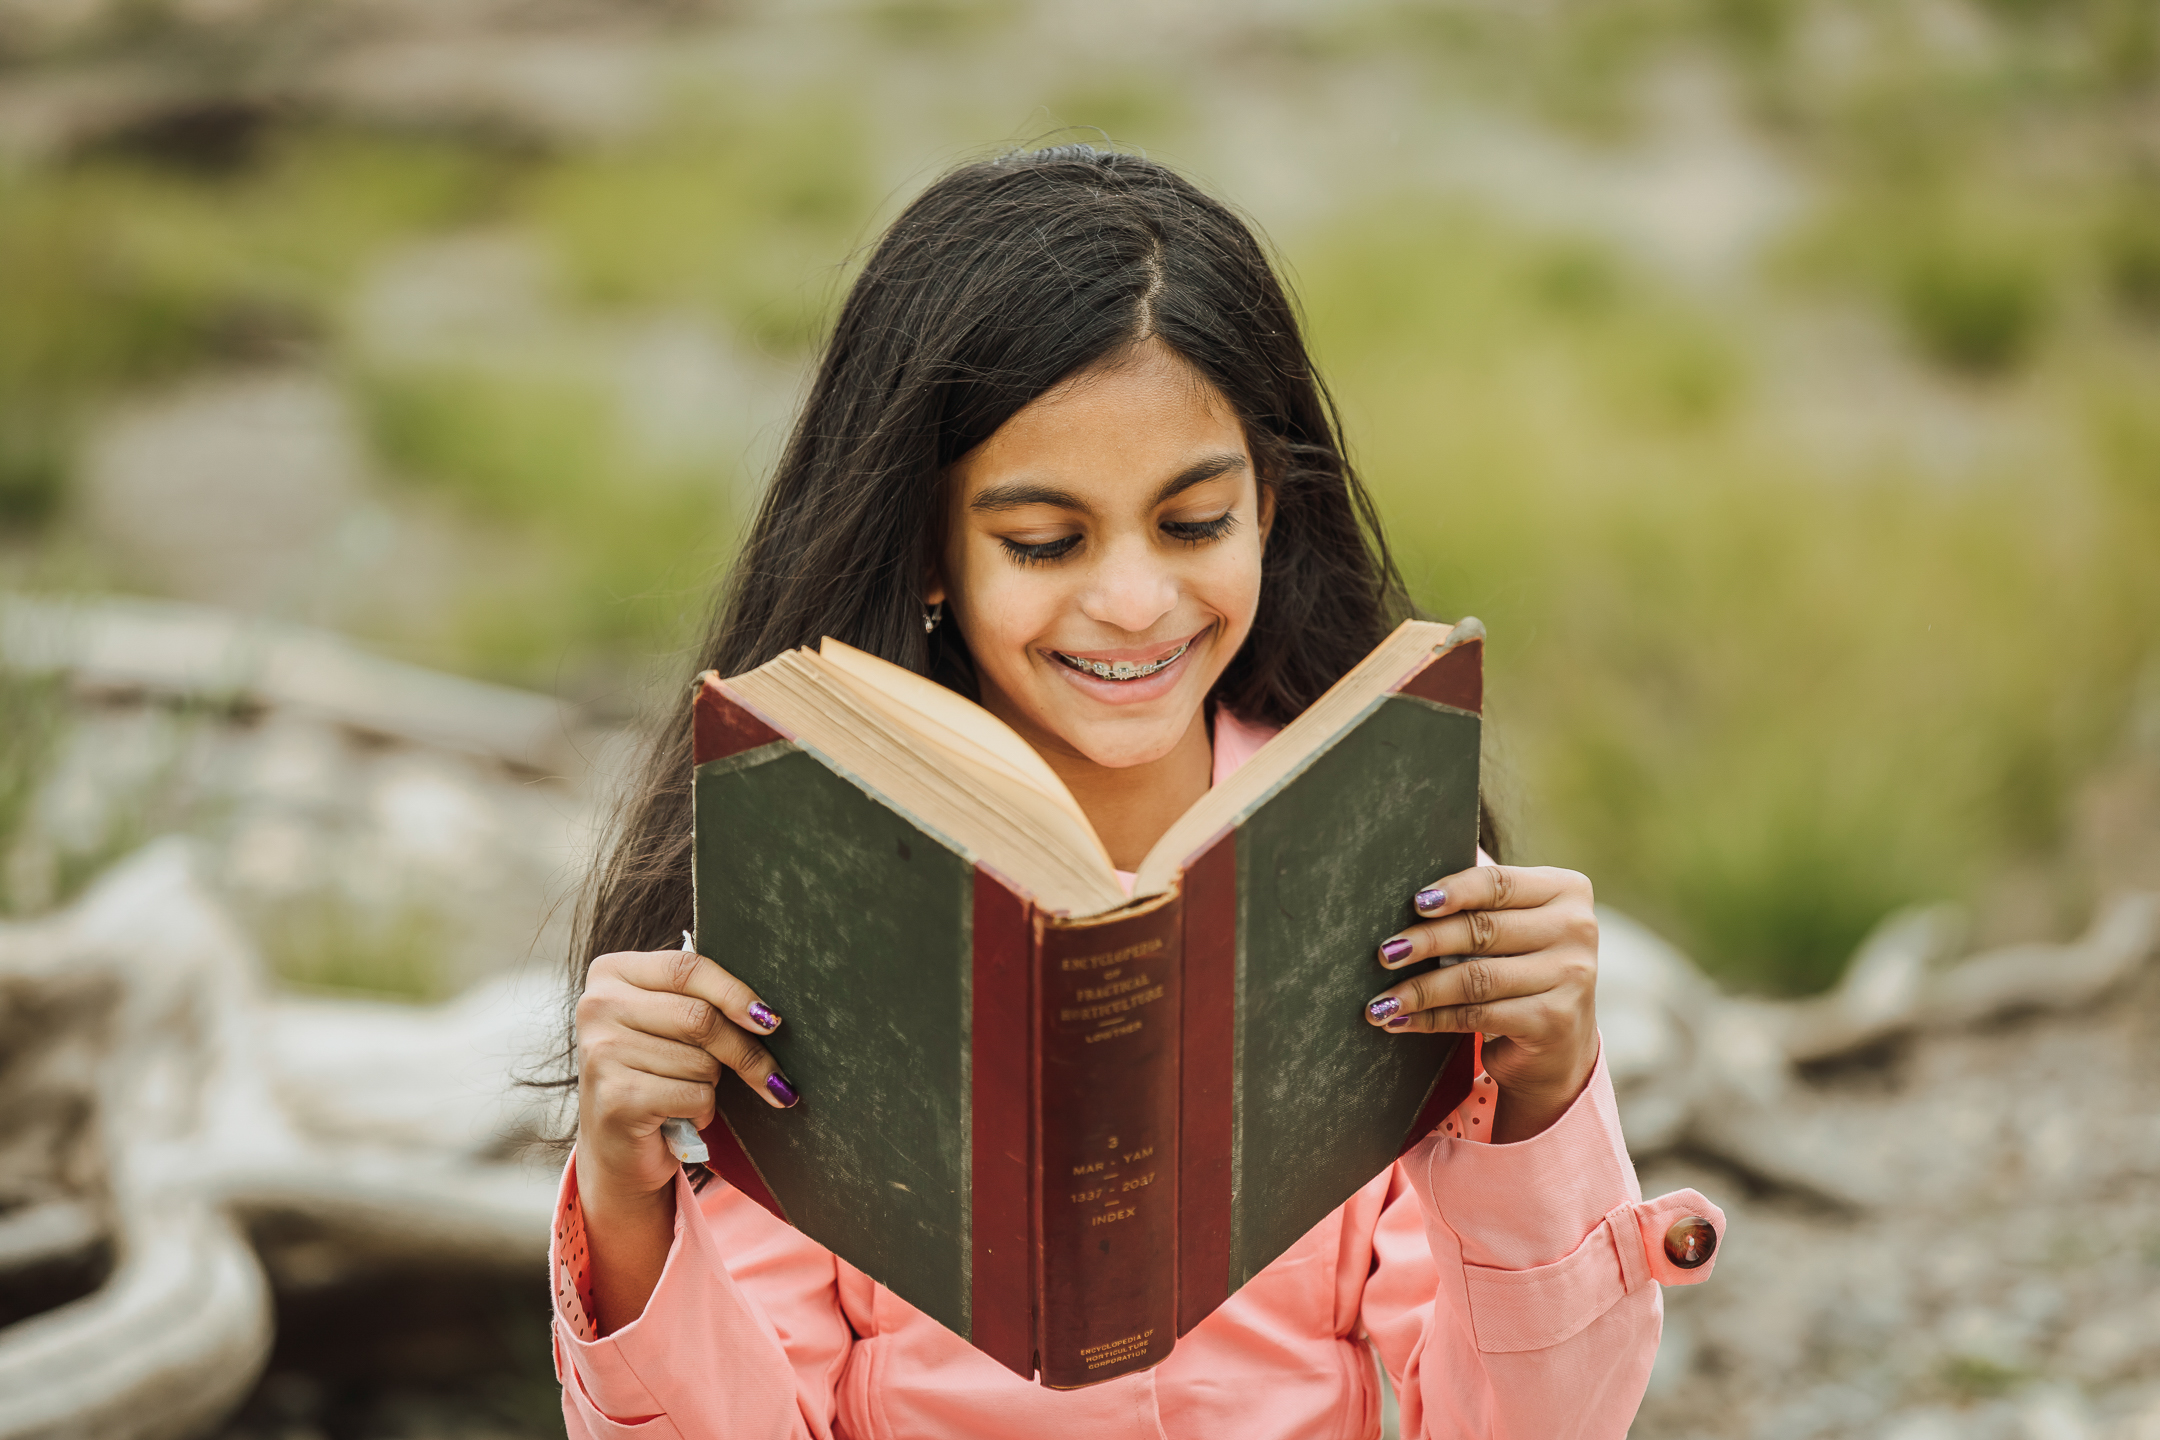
[555,145,1722,1440]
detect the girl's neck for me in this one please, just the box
[988,699,1215,872]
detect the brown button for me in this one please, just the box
[1663,1215,1716,1269]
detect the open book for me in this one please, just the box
[688,618,1485,1387]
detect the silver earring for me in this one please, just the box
[922,601,943,634]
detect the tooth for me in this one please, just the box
[1059,639,1189,681]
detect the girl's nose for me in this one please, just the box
[1078,543,1179,636]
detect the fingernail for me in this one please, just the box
[1380,937,1414,965]
[765,1073,800,1108]
[1368,996,1401,1022]
[1414,888,1447,914]
[1386,1016,1410,1029]
[748,1001,781,1031]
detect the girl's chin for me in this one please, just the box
[1065,716,1192,769]
[1038,686,1210,770]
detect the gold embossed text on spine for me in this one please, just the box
[1033,894,1182,1388]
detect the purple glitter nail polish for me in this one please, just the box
[1368,996,1401,1021]
[748,1001,780,1030]
[765,1073,800,1108]
[1415,888,1447,914]
[1386,1016,1410,1030]
[1380,937,1414,965]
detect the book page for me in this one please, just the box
[1131,620,1467,897]
[816,638,1108,869]
[727,621,1472,914]
[729,653,1126,915]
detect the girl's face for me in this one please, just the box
[932,337,1273,771]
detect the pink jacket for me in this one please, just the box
[550,711,1724,1440]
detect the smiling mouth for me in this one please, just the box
[1051,635,1196,682]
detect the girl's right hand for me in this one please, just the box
[574,945,796,1204]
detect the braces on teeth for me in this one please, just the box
[1055,638,1192,681]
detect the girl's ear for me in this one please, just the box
[1257,482,1277,548]
[924,501,950,606]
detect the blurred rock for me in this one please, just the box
[1634,919,2160,1440]
[1,599,605,1436]
[1594,905,1715,1153]
[0,591,578,773]
[80,374,370,617]
[0,0,694,161]
[0,842,284,1440]
[1584,836,2160,1440]
[0,842,566,1440]
[0,1200,101,1273]
[312,29,660,143]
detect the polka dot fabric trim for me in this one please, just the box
[1437,1033,1497,1145]
[555,1185,600,1342]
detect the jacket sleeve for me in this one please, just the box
[550,1155,857,1440]
[1360,1041,1724,1440]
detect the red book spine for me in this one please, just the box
[1032,893,1183,1388]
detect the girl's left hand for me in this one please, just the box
[1364,865,1601,1144]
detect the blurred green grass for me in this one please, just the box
[1,6,2156,993]
[258,891,453,1002]
[353,362,735,685]
[0,129,509,522]
[1302,202,2159,991]
[0,671,67,912]
[530,99,874,353]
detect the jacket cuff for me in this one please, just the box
[1411,1043,1728,1357]
[1420,1041,1641,1270]
[548,1154,689,1425]
[1455,1187,1725,1352]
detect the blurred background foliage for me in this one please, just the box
[0,0,2155,995]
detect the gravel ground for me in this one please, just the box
[1634,967,2160,1440]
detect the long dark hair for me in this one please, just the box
[570,144,1496,1001]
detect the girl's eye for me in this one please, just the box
[999,534,1081,566]
[1162,513,1238,547]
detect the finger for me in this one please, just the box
[1377,905,1577,969]
[1407,865,1587,919]
[702,1021,800,1109]
[586,1067,722,1131]
[585,1027,722,1088]
[607,947,782,1034]
[1377,992,1564,1037]
[1365,955,1565,1026]
[601,983,745,1052]
[585,984,799,1109]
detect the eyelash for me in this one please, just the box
[1163,513,1239,547]
[999,535,1082,566]
[998,513,1238,567]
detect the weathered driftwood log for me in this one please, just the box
[1783,893,2160,1063]
[1593,907,1720,1155]
[1596,893,2160,1209]
[0,842,277,1440]
[0,593,574,773]
[0,842,563,1440]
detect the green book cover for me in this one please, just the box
[687,619,1484,1387]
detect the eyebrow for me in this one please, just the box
[968,452,1249,515]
